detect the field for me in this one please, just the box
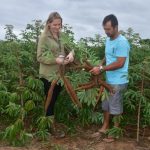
[0,21,150,149]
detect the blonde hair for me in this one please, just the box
[42,12,62,35]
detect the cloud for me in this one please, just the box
[0,0,150,40]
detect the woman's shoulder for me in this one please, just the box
[39,33,48,40]
[38,33,49,44]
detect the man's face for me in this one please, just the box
[103,21,117,38]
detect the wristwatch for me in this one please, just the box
[99,65,104,73]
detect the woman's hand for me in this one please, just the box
[63,59,70,65]
[65,52,74,63]
[56,57,64,65]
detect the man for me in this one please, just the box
[90,14,130,142]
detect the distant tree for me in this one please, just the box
[4,25,17,41]
[120,28,141,47]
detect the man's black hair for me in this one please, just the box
[102,14,118,28]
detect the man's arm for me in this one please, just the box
[103,57,126,71]
[90,57,126,75]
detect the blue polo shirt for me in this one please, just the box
[105,35,130,84]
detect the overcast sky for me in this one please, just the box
[0,0,150,40]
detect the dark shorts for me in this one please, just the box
[102,83,127,115]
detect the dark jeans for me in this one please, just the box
[40,78,62,116]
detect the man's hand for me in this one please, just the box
[89,67,100,75]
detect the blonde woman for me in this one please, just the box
[37,12,74,119]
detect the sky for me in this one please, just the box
[0,0,150,40]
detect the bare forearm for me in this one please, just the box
[103,61,124,71]
[90,57,126,75]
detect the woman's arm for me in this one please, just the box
[37,36,57,65]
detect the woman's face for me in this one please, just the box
[48,18,62,34]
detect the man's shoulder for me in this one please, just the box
[117,35,130,51]
[118,35,128,42]
[117,35,130,47]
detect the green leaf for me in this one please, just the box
[25,100,35,112]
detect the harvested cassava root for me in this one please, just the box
[63,76,82,108]
[98,79,113,93]
[44,59,114,111]
[74,60,113,93]
[75,82,95,91]
[94,86,104,109]
[45,79,58,112]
